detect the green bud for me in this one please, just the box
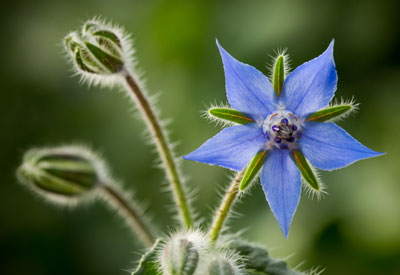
[161,231,209,275]
[208,255,241,275]
[64,20,126,76]
[208,108,254,125]
[17,146,107,203]
[162,239,199,275]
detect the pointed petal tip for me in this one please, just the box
[329,38,335,48]
[278,221,290,238]
[324,39,335,56]
[278,217,291,239]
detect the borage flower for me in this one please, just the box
[184,40,383,237]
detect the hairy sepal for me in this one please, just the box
[240,151,266,191]
[306,104,354,122]
[272,55,285,97]
[293,150,320,192]
[208,108,254,125]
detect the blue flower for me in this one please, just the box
[184,40,383,238]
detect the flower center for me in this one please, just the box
[262,110,302,150]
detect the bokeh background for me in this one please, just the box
[1,0,399,274]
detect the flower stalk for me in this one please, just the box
[208,170,245,243]
[122,71,193,229]
[100,183,155,248]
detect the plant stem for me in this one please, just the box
[208,170,245,243]
[100,184,155,248]
[122,71,193,229]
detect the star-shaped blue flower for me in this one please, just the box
[184,40,383,237]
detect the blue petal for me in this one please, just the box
[261,149,301,238]
[217,40,276,120]
[280,40,337,117]
[183,123,266,171]
[299,122,384,171]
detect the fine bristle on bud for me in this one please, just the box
[207,254,243,275]
[64,18,132,84]
[160,231,208,275]
[16,145,109,204]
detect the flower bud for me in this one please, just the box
[64,19,127,76]
[208,254,242,275]
[17,145,107,203]
[161,231,208,275]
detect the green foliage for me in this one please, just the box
[132,240,163,275]
[230,241,301,275]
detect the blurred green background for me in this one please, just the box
[1,0,399,274]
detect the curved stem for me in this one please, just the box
[100,184,155,248]
[208,170,245,243]
[122,71,193,229]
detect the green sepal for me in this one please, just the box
[75,48,97,73]
[165,239,199,275]
[208,258,239,275]
[64,34,80,53]
[272,55,285,97]
[208,108,254,125]
[229,240,301,275]
[293,150,320,191]
[132,239,163,275]
[306,104,352,122]
[38,154,98,188]
[240,151,266,191]
[84,42,124,73]
[93,30,122,48]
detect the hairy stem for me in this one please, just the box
[122,71,193,229]
[208,170,245,243]
[100,184,155,248]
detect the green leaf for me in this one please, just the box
[229,241,301,275]
[306,104,352,122]
[240,151,266,191]
[84,42,124,73]
[132,239,163,275]
[293,150,320,191]
[273,55,285,98]
[208,108,254,125]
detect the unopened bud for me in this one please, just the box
[64,19,126,76]
[208,254,242,275]
[161,231,208,275]
[17,146,107,203]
